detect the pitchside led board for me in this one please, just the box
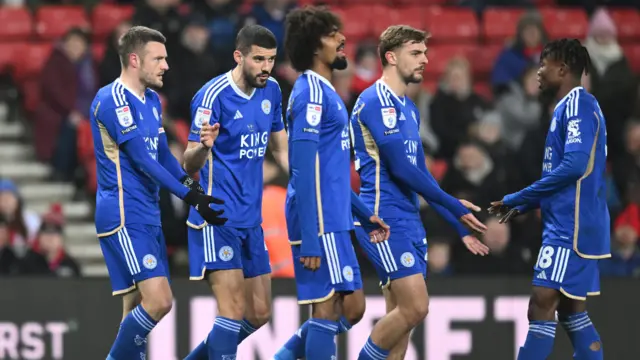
[0,278,637,360]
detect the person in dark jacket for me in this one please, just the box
[33,204,81,278]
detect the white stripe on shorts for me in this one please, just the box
[322,233,342,284]
[204,226,216,263]
[376,240,397,274]
[118,227,140,275]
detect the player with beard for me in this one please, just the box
[273,7,389,360]
[490,39,609,360]
[91,26,227,360]
[181,25,290,360]
[350,25,488,360]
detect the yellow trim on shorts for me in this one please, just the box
[298,289,336,305]
[112,284,136,296]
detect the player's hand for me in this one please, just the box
[183,190,227,225]
[200,121,220,149]
[180,175,205,194]
[459,213,487,234]
[488,200,510,217]
[462,235,490,256]
[498,208,520,224]
[368,215,390,243]
[300,256,321,271]
[459,199,481,212]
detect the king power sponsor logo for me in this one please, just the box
[148,296,531,360]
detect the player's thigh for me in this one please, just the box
[388,273,429,318]
[291,231,359,310]
[244,273,272,325]
[341,288,366,325]
[241,226,272,279]
[99,224,169,296]
[187,225,243,281]
[382,286,395,314]
[532,243,600,302]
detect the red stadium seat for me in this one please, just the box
[424,44,475,78]
[20,79,40,114]
[35,6,90,41]
[13,43,53,81]
[421,80,437,94]
[0,7,33,41]
[425,7,479,43]
[92,43,107,63]
[482,8,525,44]
[539,7,588,39]
[370,5,427,35]
[396,0,448,5]
[0,43,25,72]
[473,82,493,101]
[469,44,502,79]
[609,9,640,42]
[91,4,134,42]
[622,44,640,73]
[331,6,372,41]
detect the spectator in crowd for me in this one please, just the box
[33,204,81,278]
[455,218,533,275]
[33,28,94,183]
[430,57,490,159]
[334,65,356,113]
[272,60,298,112]
[495,65,542,151]
[516,103,552,188]
[131,0,186,60]
[491,11,547,94]
[440,142,504,207]
[427,240,453,276]
[0,179,41,249]
[98,21,132,87]
[406,83,438,154]
[612,119,640,204]
[584,8,638,161]
[243,0,295,61]
[190,0,243,71]
[165,19,221,121]
[600,205,640,277]
[0,214,18,275]
[350,42,380,96]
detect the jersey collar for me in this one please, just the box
[115,78,145,104]
[226,71,255,100]
[304,70,335,91]
[376,79,406,106]
[554,86,583,112]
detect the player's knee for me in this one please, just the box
[527,291,557,321]
[399,300,429,327]
[145,296,173,319]
[247,302,271,327]
[343,297,365,325]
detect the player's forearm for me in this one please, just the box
[379,141,470,218]
[350,191,374,228]
[270,131,289,172]
[291,140,321,255]
[183,143,211,175]
[503,152,589,206]
[158,133,186,179]
[121,137,190,199]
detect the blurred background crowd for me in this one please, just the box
[0,0,639,280]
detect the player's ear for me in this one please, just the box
[129,53,139,69]
[385,51,397,66]
[233,49,243,65]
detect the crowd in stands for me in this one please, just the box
[1,0,640,279]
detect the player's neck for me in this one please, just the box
[231,66,254,96]
[380,70,407,97]
[555,81,582,103]
[119,71,146,98]
[309,61,333,84]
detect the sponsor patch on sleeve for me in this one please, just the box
[194,107,212,128]
[115,106,133,127]
[381,107,397,129]
[306,104,322,126]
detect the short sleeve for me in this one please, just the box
[271,86,285,133]
[564,99,598,155]
[97,103,140,145]
[289,88,322,143]
[188,93,222,142]
[356,100,403,146]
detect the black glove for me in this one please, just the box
[180,175,205,194]
[183,190,227,225]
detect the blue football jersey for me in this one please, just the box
[90,79,165,236]
[285,70,353,241]
[351,80,423,221]
[186,71,284,229]
[542,86,610,258]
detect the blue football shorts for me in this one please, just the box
[291,230,363,304]
[99,224,170,296]
[188,225,271,280]
[532,243,601,300]
[354,218,427,289]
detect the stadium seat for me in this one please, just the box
[396,0,448,5]
[425,7,479,43]
[482,8,525,44]
[331,5,372,41]
[370,6,426,35]
[424,44,476,78]
[539,7,588,39]
[0,7,33,41]
[13,43,53,81]
[91,4,134,42]
[35,6,90,41]
[609,9,640,43]
[622,44,640,73]
[473,82,493,101]
[20,79,40,114]
[0,43,24,72]
[422,80,437,94]
[469,44,502,79]
[92,43,106,63]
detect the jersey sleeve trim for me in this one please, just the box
[375,81,394,107]
[95,119,126,237]
[355,106,382,215]
[111,81,129,107]
[307,75,324,105]
[201,76,230,109]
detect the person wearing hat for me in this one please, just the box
[34,204,81,278]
